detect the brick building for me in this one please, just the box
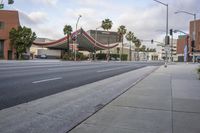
[176,19,200,62]
[190,19,200,56]
[176,35,189,62]
[0,10,20,60]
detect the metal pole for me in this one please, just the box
[171,31,173,62]
[165,4,168,67]
[129,43,131,61]
[75,15,82,61]
[166,5,168,38]
[107,35,110,62]
[94,28,98,61]
[192,14,196,63]
[153,0,168,67]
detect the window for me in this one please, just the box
[0,40,4,58]
[0,22,5,29]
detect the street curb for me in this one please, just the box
[67,66,160,133]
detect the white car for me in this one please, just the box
[40,54,47,59]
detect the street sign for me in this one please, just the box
[8,0,14,4]
[164,46,171,52]
[0,4,4,9]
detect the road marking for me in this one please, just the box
[32,77,62,84]
[0,65,64,70]
[97,66,132,73]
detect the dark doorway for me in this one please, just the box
[8,50,12,60]
[0,40,4,59]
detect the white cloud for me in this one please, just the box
[28,12,48,24]
[19,11,48,25]
[32,0,58,6]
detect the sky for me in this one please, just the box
[3,0,200,47]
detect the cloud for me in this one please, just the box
[28,12,48,24]
[18,11,61,39]
[75,0,107,7]
[32,0,58,6]
[19,11,48,26]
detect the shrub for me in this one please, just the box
[197,66,200,80]
[62,52,88,61]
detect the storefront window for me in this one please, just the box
[0,22,5,29]
[0,40,4,58]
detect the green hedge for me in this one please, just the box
[62,52,88,61]
[121,54,128,61]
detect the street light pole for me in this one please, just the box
[94,26,101,61]
[153,0,169,67]
[174,10,196,63]
[74,15,82,61]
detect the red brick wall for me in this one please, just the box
[190,20,200,52]
[177,36,187,54]
[0,10,20,59]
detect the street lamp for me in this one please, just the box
[174,10,196,63]
[74,15,82,61]
[153,0,169,67]
[94,26,101,61]
[174,29,189,35]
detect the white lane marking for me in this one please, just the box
[47,65,106,71]
[97,66,132,73]
[0,65,64,70]
[32,77,62,84]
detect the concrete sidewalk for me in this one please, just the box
[70,63,200,133]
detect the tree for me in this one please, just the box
[101,18,113,61]
[132,37,141,61]
[101,19,112,31]
[9,26,36,59]
[140,45,146,52]
[0,0,14,9]
[117,25,127,60]
[125,31,134,61]
[63,25,73,53]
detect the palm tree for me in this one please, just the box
[63,25,73,54]
[117,25,127,61]
[125,31,134,61]
[133,38,141,61]
[101,18,113,61]
[140,45,146,52]
[140,45,146,60]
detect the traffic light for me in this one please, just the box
[191,40,195,47]
[8,0,14,4]
[151,39,154,44]
[165,35,170,45]
[170,29,173,36]
[0,4,4,9]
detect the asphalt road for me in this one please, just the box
[0,60,163,110]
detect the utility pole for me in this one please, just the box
[153,0,169,67]
[74,15,82,61]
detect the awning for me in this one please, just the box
[33,28,119,52]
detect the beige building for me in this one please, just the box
[30,38,61,59]
[161,39,178,62]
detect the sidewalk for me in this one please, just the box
[70,63,200,133]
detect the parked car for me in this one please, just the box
[40,54,47,59]
[22,53,30,60]
[196,56,200,63]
